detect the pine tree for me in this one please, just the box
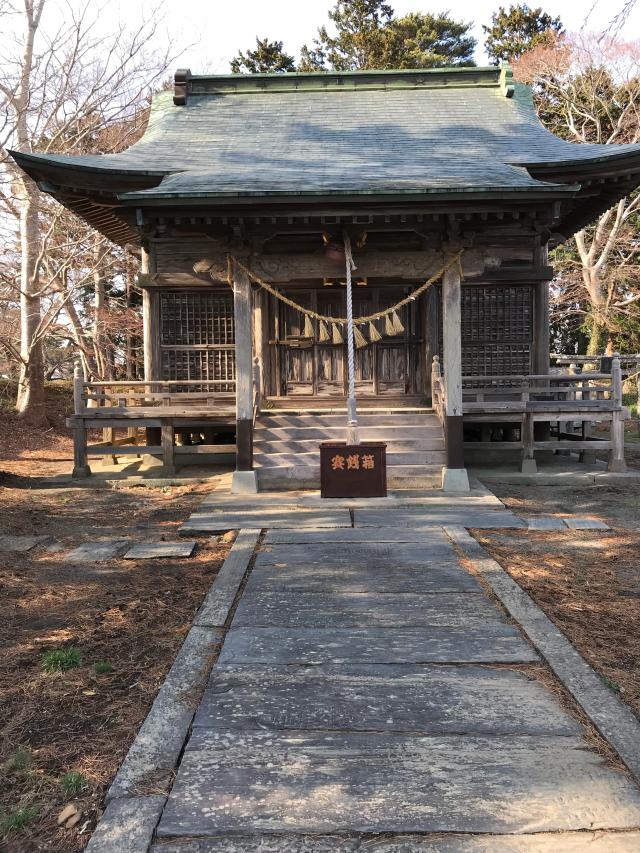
[483,4,564,64]
[299,0,475,71]
[231,37,296,74]
[384,13,476,68]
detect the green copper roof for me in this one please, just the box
[11,66,640,202]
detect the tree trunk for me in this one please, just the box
[16,185,47,425]
[587,319,607,356]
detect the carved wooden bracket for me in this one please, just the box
[193,249,501,283]
[173,69,192,106]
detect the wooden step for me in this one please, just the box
[253,438,446,454]
[258,412,438,428]
[256,465,443,490]
[254,425,443,441]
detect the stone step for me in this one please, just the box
[257,412,438,427]
[256,464,444,490]
[254,451,447,468]
[253,438,446,453]
[254,425,442,441]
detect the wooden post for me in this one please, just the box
[141,243,161,385]
[521,412,537,473]
[579,367,595,464]
[608,356,626,472]
[441,261,469,492]
[161,421,176,475]
[232,263,257,493]
[533,242,551,444]
[72,364,91,478]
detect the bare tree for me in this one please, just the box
[0,0,174,423]
[516,33,640,353]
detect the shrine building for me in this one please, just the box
[11,66,639,491]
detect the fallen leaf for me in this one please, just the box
[57,804,79,826]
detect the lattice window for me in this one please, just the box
[438,285,533,376]
[160,290,235,389]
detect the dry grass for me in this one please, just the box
[474,528,640,720]
[0,478,228,851]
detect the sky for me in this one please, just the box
[107,0,640,73]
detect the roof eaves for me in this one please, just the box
[118,184,580,205]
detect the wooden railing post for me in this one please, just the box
[252,356,262,420]
[608,355,626,472]
[73,364,85,415]
[521,412,536,473]
[72,364,91,478]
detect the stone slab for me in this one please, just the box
[232,591,503,628]
[446,526,640,782]
[124,540,197,559]
[264,527,448,545]
[194,664,578,735]
[564,517,610,530]
[245,561,480,594]
[65,540,129,562]
[343,832,640,852]
[217,625,538,666]
[256,540,457,571]
[195,530,260,628]
[153,833,640,853]
[0,534,53,552]
[85,795,165,852]
[153,838,357,852]
[525,517,567,530]
[180,509,352,533]
[354,509,525,529]
[157,730,640,836]
[107,626,221,801]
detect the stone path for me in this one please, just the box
[154,507,640,849]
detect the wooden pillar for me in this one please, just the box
[608,356,626,472]
[232,264,258,493]
[252,287,268,398]
[72,365,91,478]
[521,412,537,473]
[141,243,161,383]
[161,420,176,475]
[424,286,439,398]
[441,261,469,492]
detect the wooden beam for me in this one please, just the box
[187,248,500,284]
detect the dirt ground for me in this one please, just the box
[0,405,231,851]
[476,482,640,721]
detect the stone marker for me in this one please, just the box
[124,541,197,559]
[564,518,610,530]
[0,534,53,552]
[65,540,129,562]
[157,730,640,836]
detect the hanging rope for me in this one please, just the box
[228,250,463,327]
